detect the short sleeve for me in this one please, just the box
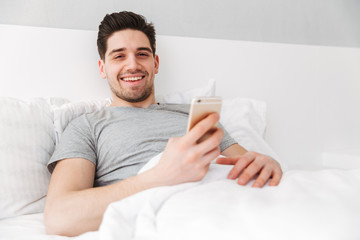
[218,123,237,152]
[47,115,96,173]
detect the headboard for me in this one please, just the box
[1,24,359,169]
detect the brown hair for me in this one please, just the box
[97,11,156,60]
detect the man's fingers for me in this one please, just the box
[252,166,272,188]
[237,154,266,185]
[186,113,220,144]
[202,146,221,166]
[269,167,283,186]
[195,126,223,151]
[216,157,238,165]
[190,127,223,166]
[220,151,283,187]
[227,153,254,180]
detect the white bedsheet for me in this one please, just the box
[99,153,360,240]
[1,154,359,240]
[0,213,98,240]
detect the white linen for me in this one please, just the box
[155,79,216,104]
[0,213,98,240]
[99,154,360,240]
[0,98,56,219]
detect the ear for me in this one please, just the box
[154,55,159,74]
[99,59,107,79]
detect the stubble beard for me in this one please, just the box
[110,73,154,103]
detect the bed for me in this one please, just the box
[0,24,360,240]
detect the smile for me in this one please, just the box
[121,76,144,82]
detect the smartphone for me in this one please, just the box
[186,96,222,142]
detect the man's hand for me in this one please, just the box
[216,152,282,187]
[152,113,223,186]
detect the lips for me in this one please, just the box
[121,76,144,82]
[118,73,147,88]
[121,77,143,82]
[119,71,147,83]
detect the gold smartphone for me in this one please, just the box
[186,96,222,142]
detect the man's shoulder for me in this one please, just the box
[68,107,111,127]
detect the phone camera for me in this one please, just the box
[197,99,201,103]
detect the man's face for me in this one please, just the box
[99,29,159,106]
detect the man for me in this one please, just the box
[44,11,282,236]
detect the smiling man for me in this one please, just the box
[44,11,282,237]
[99,29,159,106]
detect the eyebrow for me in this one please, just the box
[107,48,125,57]
[137,47,153,53]
[107,47,153,57]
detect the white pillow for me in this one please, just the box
[220,97,281,166]
[155,79,216,104]
[0,98,55,219]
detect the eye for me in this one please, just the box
[115,55,124,59]
[138,52,149,57]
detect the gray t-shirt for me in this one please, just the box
[48,103,236,187]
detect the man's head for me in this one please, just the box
[97,11,156,61]
[97,11,159,107]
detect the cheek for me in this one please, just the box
[106,65,121,79]
[148,62,158,75]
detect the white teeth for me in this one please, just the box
[122,76,142,81]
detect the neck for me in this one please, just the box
[110,94,156,108]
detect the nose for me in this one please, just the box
[124,54,140,71]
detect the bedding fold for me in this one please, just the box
[99,153,360,240]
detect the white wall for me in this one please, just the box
[0,25,110,101]
[0,0,359,48]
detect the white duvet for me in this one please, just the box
[99,153,360,240]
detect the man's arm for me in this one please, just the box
[45,113,223,236]
[219,144,283,187]
[44,157,167,236]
